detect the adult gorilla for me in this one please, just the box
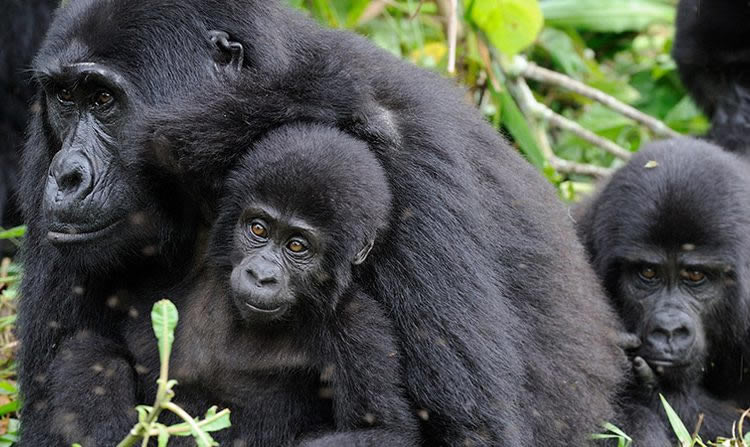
[18,0,625,445]
[578,138,750,443]
[673,0,750,155]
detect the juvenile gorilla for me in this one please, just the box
[48,125,419,446]
[673,0,750,155]
[578,138,750,443]
[19,0,625,444]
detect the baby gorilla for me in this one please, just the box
[577,138,750,444]
[166,123,418,446]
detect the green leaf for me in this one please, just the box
[169,407,232,435]
[0,400,18,417]
[157,424,169,447]
[659,394,692,446]
[468,0,543,56]
[135,405,153,423]
[0,226,25,240]
[541,0,674,33]
[200,407,232,432]
[492,88,545,169]
[151,299,179,363]
[0,381,17,395]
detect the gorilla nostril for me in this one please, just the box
[59,169,83,193]
[259,276,278,286]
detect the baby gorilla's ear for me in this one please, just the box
[352,240,375,265]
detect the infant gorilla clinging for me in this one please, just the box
[49,123,419,446]
[166,123,419,445]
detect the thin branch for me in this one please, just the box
[446,0,457,73]
[511,57,680,138]
[511,77,632,161]
[162,402,214,446]
[533,122,613,178]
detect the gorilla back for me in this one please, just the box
[18,0,625,445]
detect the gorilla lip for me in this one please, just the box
[47,218,123,244]
[243,302,285,314]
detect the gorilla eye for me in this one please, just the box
[287,239,308,253]
[94,90,114,106]
[56,88,74,103]
[638,266,657,282]
[680,269,706,284]
[249,222,268,238]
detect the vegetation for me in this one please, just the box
[2,0,747,445]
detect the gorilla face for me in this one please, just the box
[616,248,733,384]
[26,0,245,269]
[228,206,323,322]
[38,63,143,244]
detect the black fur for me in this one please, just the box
[578,138,750,444]
[18,0,626,445]
[673,0,750,155]
[0,0,56,248]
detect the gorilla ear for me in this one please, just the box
[208,30,244,75]
[353,240,375,265]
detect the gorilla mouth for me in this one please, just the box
[47,218,124,244]
[244,302,286,314]
[643,358,689,369]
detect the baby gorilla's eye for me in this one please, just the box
[57,88,74,103]
[287,239,308,253]
[680,269,706,284]
[94,90,114,106]
[638,266,657,281]
[249,221,268,238]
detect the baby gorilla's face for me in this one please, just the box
[228,204,322,323]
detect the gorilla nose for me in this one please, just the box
[246,265,281,288]
[645,311,696,357]
[48,151,94,205]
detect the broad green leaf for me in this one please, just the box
[541,0,674,33]
[659,394,692,446]
[0,226,25,239]
[492,88,545,169]
[468,0,543,56]
[0,381,17,395]
[0,400,18,416]
[536,28,587,78]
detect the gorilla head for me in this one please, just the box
[211,124,391,324]
[23,0,277,269]
[579,138,750,390]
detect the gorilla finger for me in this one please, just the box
[633,356,656,386]
[617,333,642,351]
